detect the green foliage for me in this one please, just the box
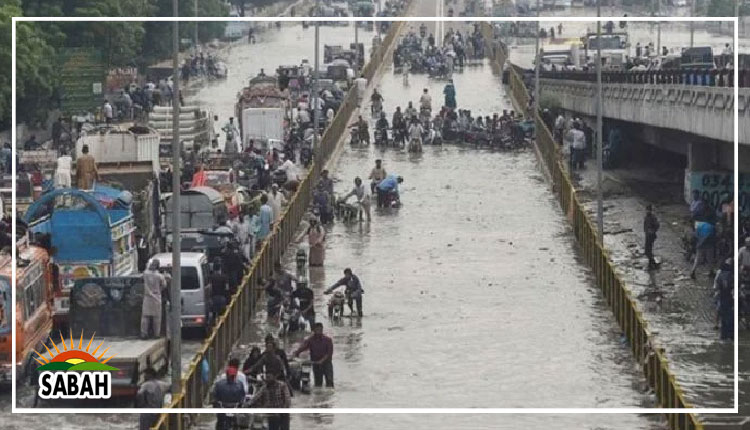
[707,0,736,16]
[2,0,229,127]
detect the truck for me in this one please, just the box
[241,108,286,147]
[75,126,160,173]
[75,126,162,266]
[148,105,214,167]
[235,73,288,150]
[24,187,139,330]
[0,226,54,386]
[58,276,169,397]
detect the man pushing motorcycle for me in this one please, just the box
[324,268,364,317]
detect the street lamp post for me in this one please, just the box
[534,0,540,110]
[170,0,182,396]
[596,0,604,241]
[194,0,199,55]
[690,0,695,47]
[313,3,320,157]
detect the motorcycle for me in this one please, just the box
[374,127,389,146]
[336,198,362,223]
[278,298,305,336]
[393,124,407,148]
[422,127,441,145]
[271,169,288,186]
[419,106,431,124]
[328,291,346,320]
[408,137,423,153]
[371,99,383,118]
[289,359,313,394]
[350,127,361,145]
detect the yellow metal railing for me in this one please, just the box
[506,62,703,430]
[150,19,407,430]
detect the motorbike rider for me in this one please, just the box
[419,88,432,112]
[371,89,384,116]
[212,365,246,430]
[376,173,404,208]
[324,268,364,317]
[292,280,315,327]
[369,159,387,194]
[351,116,370,145]
[375,112,389,143]
[408,117,424,151]
[405,101,417,121]
[392,106,404,128]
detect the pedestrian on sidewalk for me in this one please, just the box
[714,258,733,340]
[643,205,660,270]
[691,220,716,280]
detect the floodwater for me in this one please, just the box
[2,12,695,430]
[196,17,665,430]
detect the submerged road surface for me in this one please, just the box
[197,16,668,430]
[0,21,366,430]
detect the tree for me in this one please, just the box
[706,0,735,16]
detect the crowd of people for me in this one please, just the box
[393,25,486,79]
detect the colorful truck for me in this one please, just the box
[24,187,138,330]
[0,228,54,385]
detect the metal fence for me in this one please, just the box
[505,58,704,430]
[150,19,406,430]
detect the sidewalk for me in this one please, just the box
[568,160,744,417]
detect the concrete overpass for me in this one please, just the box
[538,79,745,145]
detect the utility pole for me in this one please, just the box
[355,22,360,76]
[313,2,320,157]
[194,0,199,55]
[657,21,661,59]
[690,0,695,47]
[596,0,604,241]
[534,0,540,110]
[170,0,182,396]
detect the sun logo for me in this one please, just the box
[36,330,118,400]
[34,329,118,372]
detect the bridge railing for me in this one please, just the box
[533,68,746,88]
[507,54,705,430]
[150,19,407,430]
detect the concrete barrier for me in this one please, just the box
[502,35,705,430]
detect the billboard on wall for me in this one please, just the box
[57,48,106,116]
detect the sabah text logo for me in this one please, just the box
[35,331,118,400]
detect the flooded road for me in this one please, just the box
[3,13,692,430]
[203,17,666,429]
[1,21,368,430]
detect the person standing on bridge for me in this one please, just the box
[643,205,660,270]
[354,74,368,109]
[714,258,733,341]
[293,322,334,388]
[141,259,170,339]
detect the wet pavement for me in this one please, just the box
[3,5,739,430]
[1,20,367,430]
[193,10,668,430]
[571,161,744,414]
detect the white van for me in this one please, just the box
[148,252,211,332]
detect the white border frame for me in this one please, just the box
[11,15,740,415]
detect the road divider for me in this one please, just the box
[489,25,704,430]
[150,18,407,430]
